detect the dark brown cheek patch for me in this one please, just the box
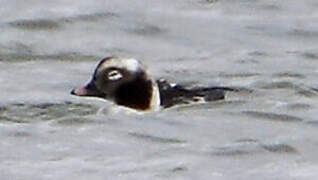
[114,78,153,110]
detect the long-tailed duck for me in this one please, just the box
[71,57,236,112]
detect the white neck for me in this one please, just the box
[149,81,161,112]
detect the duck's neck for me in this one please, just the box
[114,76,155,111]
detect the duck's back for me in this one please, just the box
[157,79,231,108]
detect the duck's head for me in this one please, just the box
[71,57,160,111]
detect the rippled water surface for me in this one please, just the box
[1,0,318,179]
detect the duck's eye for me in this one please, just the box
[107,70,123,80]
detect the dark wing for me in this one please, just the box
[157,79,237,108]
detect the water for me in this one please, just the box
[1,0,318,179]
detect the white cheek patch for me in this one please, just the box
[124,58,139,72]
[108,70,123,80]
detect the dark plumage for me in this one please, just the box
[157,79,237,108]
[71,57,236,111]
